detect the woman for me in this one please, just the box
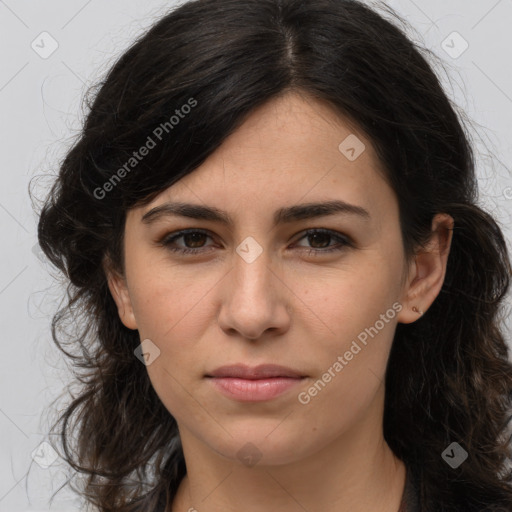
[36,0,512,510]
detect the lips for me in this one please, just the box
[205,364,306,402]
[206,364,305,379]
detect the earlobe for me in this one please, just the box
[397,213,454,324]
[105,267,138,330]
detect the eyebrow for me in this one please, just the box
[141,199,371,226]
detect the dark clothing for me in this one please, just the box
[399,467,420,512]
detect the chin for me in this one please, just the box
[199,421,318,467]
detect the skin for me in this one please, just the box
[106,91,453,512]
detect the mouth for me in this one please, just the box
[206,363,305,379]
[205,364,307,402]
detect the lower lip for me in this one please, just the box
[207,376,304,402]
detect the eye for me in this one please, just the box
[159,229,215,255]
[158,228,353,256]
[292,229,353,256]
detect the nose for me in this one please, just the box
[216,247,291,341]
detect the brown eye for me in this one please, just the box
[159,228,353,257]
[306,231,332,249]
[294,229,353,255]
[160,229,215,254]
[180,232,208,248]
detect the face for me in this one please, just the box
[107,91,447,467]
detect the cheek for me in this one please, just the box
[292,269,401,441]
[292,252,404,404]
[302,254,402,339]
[126,261,224,394]
[125,241,215,336]
[127,267,215,421]
[131,275,211,344]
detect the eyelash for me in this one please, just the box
[158,228,353,256]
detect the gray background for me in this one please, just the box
[1,0,511,510]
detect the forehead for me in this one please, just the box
[134,92,396,224]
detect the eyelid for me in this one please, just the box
[159,228,214,246]
[292,228,353,248]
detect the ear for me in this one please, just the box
[103,258,138,330]
[397,213,454,324]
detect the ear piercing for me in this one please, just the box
[412,306,424,316]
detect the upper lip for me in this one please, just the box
[206,364,305,379]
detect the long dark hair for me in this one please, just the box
[35,0,512,510]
